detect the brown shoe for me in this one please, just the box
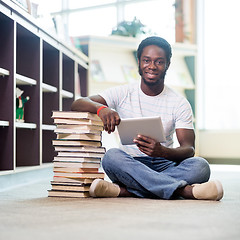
[192,180,224,201]
[89,179,120,198]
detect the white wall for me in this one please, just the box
[199,130,240,160]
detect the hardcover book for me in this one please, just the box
[53,156,101,163]
[56,133,101,141]
[52,111,102,122]
[53,118,104,126]
[52,140,102,147]
[48,190,90,198]
[54,146,105,153]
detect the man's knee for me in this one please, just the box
[102,148,123,169]
[183,156,211,183]
[193,157,211,182]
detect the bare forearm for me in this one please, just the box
[159,145,195,162]
[134,134,195,163]
[71,96,120,133]
[71,97,106,114]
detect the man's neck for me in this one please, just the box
[140,81,164,96]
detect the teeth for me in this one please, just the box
[146,73,155,77]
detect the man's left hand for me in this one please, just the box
[133,135,163,157]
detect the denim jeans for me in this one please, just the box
[102,148,210,199]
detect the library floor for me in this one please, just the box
[0,165,240,240]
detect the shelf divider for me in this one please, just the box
[42,83,58,93]
[16,73,37,85]
[61,89,74,98]
[15,122,37,129]
[0,120,9,126]
[0,67,10,76]
[42,124,56,131]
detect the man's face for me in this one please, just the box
[138,45,169,86]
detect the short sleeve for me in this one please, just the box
[99,84,129,110]
[174,98,194,129]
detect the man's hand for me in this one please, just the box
[133,135,163,157]
[133,128,195,162]
[98,107,120,134]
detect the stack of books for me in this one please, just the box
[48,111,105,198]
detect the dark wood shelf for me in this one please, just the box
[0,1,88,173]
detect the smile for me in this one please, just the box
[145,72,158,78]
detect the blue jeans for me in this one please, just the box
[102,148,210,199]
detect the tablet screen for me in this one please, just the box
[117,116,166,145]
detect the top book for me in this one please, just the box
[52,111,102,122]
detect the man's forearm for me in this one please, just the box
[160,145,195,162]
[71,97,104,113]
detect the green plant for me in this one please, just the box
[111,17,150,38]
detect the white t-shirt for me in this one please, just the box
[100,82,194,157]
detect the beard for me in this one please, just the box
[138,66,167,86]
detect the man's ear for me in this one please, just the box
[166,61,171,70]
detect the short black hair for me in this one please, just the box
[137,36,172,64]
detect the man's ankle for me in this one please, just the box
[119,187,135,197]
[175,185,195,199]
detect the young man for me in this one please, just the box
[71,36,223,201]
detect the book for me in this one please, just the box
[50,182,91,192]
[52,140,102,147]
[56,133,101,141]
[53,171,105,179]
[54,128,101,134]
[52,111,101,122]
[49,111,106,198]
[53,176,95,184]
[51,181,91,186]
[53,161,101,168]
[53,167,99,172]
[48,190,90,198]
[53,118,104,126]
[54,146,106,153]
[57,152,105,158]
[53,156,101,163]
[56,124,104,131]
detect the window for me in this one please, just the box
[69,7,116,36]
[198,0,240,130]
[124,0,175,42]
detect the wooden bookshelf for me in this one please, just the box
[0,0,89,173]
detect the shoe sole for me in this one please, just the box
[214,180,224,201]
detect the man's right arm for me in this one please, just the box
[71,95,107,113]
[71,95,120,133]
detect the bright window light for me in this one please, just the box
[124,0,175,42]
[202,0,240,129]
[69,7,116,36]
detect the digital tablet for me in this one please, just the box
[117,116,166,145]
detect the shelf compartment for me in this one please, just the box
[42,90,59,125]
[16,73,37,85]
[16,23,40,83]
[42,41,59,125]
[62,54,74,93]
[0,67,10,76]
[0,12,14,172]
[43,41,59,87]
[0,126,14,171]
[42,130,56,163]
[16,128,40,167]
[42,83,57,93]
